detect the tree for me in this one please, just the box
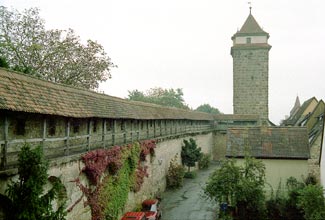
[204,155,266,219]
[0,7,115,89]
[6,144,66,220]
[127,87,189,109]
[181,138,202,172]
[195,104,221,114]
[0,57,9,68]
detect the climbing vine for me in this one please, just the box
[74,140,156,220]
[140,139,156,161]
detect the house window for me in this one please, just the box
[16,119,26,136]
[48,119,56,136]
[246,37,251,44]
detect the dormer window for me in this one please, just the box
[246,37,251,44]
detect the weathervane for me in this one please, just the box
[248,1,252,14]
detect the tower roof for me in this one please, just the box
[239,13,267,34]
[290,96,301,116]
[232,13,269,38]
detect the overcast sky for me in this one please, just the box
[2,0,325,124]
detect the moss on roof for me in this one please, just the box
[0,68,213,120]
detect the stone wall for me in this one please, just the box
[232,48,269,121]
[213,131,227,160]
[308,134,322,181]
[124,132,214,213]
[0,132,216,220]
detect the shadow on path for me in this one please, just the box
[160,162,220,220]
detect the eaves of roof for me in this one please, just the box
[0,68,214,121]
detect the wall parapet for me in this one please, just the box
[0,111,213,171]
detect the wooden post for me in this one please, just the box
[153,120,156,138]
[130,120,133,142]
[136,120,140,140]
[87,119,91,151]
[102,119,106,148]
[123,120,127,144]
[42,118,47,147]
[147,120,149,138]
[164,120,167,136]
[112,120,116,146]
[1,116,9,169]
[65,119,70,156]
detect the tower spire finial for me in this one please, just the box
[248,2,252,14]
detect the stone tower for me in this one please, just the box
[231,11,271,122]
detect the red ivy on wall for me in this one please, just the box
[140,139,156,161]
[81,146,123,185]
[71,140,157,220]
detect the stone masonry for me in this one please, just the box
[231,13,271,122]
[232,48,269,120]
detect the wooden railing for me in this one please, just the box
[0,119,213,171]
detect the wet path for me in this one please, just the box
[160,162,219,220]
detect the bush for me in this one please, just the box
[298,184,325,220]
[184,171,197,179]
[266,176,325,220]
[204,156,266,220]
[166,155,185,189]
[198,153,211,169]
[6,144,66,220]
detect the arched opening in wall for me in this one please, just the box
[0,194,12,220]
[47,176,67,212]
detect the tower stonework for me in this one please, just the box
[231,12,271,122]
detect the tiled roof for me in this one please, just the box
[0,68,213,120]
[238,14,267,34]
[290,96,301,116]
[309,118,324,145]
[232,13,269,39]
[299,100,325,132]
[284,97,318,126]
[226,126,309,159]
[214,114,259,121]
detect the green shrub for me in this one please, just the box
[298,184,325,220]
[198,153,211,169]
[266,176,325,220]
[6,144,66,220]
[181,138,202,172]
[166,155,185,189]
[184,171,197,179]
[204,156,266,220]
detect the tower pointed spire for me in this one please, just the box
[248,2,252,14]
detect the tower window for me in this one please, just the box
[246,37,251,44]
